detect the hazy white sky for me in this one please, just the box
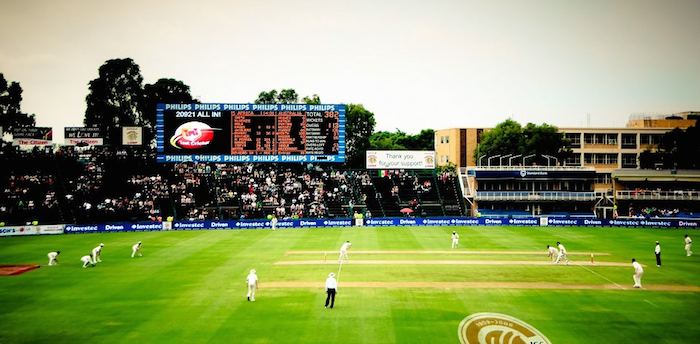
[1,0,699,140]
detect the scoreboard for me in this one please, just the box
[156,103,345,163]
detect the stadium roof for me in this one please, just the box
[612,169,700,182]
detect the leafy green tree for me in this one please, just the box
[255,88,299,104]
[640,123,700,169]
[143,78,196,143]
[302,94,321,104]
[474,119,524,163]
[522,123,571,162]
[474,119,569,165]
[369,129,435,150]
[84,58,146,144]
[345,103,376,167]
[370,130,408,150]
[0,73,36,138]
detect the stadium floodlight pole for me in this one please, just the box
[499,154,512,166]
[487,155,501,167]
[478,154,487,166]
[509,154,522,166]
[543,155,552,166]
[522,154,536,166]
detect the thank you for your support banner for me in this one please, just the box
[366,150,436,169]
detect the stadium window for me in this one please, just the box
[565,154,581,166]
[622,153,637,168]
[565,133,581,147]
[596,173,611,184]
[621,134,637,149]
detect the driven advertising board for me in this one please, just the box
[156,103,345,163]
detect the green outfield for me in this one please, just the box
[1,226,698,343]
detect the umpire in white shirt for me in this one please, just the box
[654,241,661,267]
[325,272,338,309]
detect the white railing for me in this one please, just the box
[469,166,594,171]
[616,190,700,201]
[475,191,597,201]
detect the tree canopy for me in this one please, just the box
[639,123,700,169]
[84,58,146,144]
[255,89,299,104]
[345,104,376,167]
[143,78,196,143]
[474,119,570,165]
[369,129,434,150]
[0,73,36,138]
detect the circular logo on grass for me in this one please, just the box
[458,313,551,344]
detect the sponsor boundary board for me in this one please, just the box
[47,217,700,235]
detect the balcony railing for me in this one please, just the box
[616,190,700,201]
[475,191,596,201]
[466,166,594,171]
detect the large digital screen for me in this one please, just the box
[156,103,345,163]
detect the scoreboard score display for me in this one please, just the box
[156,103,345,163]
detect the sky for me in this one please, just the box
[1,0,699,141]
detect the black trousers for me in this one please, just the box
[325,288,336,308]
[655,252,661,266]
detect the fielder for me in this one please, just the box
[632,258,644,288]
[554,241,569,265]
[92,243,104,263]
[339,241,352,262]
[246,269,258,301]
[47,251,60,266]
[131,241,142,258]
[451,232,460,248]
[324,272,338,309]
[271,215,278,231]
[685,234,693,256]
[546,245,558,262]
[81,254,95,268]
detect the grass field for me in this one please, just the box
[1,226,699,343]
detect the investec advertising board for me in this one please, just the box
[156,103,345,163]
[366,150,436,169]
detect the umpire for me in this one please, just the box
[325,272,337,309]
[655,241,662,267]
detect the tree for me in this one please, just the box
[370,130,408,150]
[255,88,299,104]
[474,119,524,163]
[0,73,36,138]
[474,119,570,165]
[369,129,435,150]
[522,123,571,162]
[640,123,700,169]
[345,103,376,167]
[143,78,196,143]
[84,58,146,144]
[302,94,321,105]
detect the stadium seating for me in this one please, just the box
[0,146,469,225]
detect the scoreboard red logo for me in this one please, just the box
[169,121,217,149]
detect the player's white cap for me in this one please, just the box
[99,243,104,246]
[138,241,142,244]
[250,269,256,274]
[329,272,335,277]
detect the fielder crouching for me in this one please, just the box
[81,254,95,268]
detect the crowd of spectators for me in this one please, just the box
[1,146,462,225]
